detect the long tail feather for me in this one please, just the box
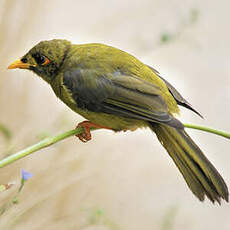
[150,123,229,203]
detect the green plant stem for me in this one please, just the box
[0,124,229,168]
[183,124,230,139]
[0,127,97,168]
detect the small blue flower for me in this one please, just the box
[21,169,33,181]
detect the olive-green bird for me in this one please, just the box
[8,39,228,203]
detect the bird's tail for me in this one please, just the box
[149,123,229,203]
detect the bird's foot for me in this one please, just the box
[76,121,111,143]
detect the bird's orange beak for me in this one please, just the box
[8,59,30,69]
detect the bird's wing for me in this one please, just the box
[63,68,183,129]
[147,66,203,118]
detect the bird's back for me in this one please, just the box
[64,43,179,115]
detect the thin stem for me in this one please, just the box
[183,123,230,139]
[0,124,229,168]
[0,127,97,168]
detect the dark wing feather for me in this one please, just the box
[63,68,183,129]
[147,66,203,118]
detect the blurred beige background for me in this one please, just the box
[0,0,230,229]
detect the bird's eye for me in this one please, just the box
[32,53,50,66]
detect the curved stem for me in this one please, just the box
[0,124,229,168]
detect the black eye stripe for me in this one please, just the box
[32,53,46,65]
[21,57,27,63]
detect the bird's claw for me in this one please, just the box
[75,120,112,143]
[76,121,92,142]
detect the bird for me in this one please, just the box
[8,39,228,203]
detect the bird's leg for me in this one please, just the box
[76,120,112,142]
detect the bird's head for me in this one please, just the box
[8,39,71,83]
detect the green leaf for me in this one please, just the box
[160,33,173,44]
[0,123,12,140]
[190,8,200,23]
